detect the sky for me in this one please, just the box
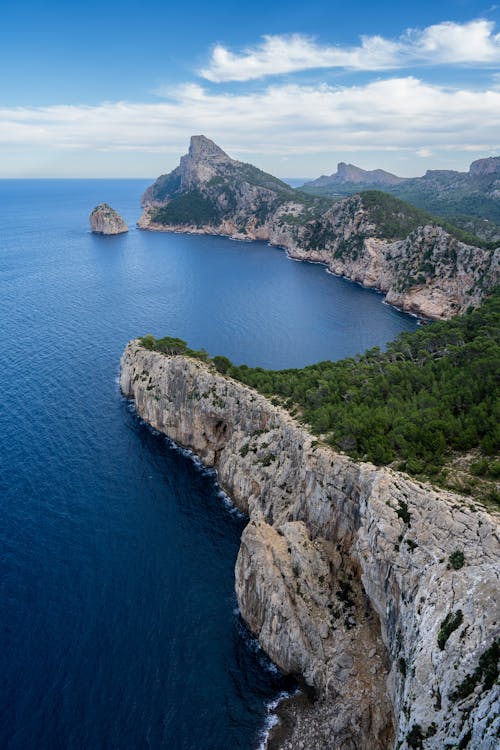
[1,0,499,178]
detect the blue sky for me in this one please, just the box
[1,0,499,177]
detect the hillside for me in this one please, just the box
[138,136,499,320]
[301,156,500,242]
[301,161,406,195]
[137,291,500,505]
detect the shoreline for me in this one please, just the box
[120,345,500,749]
[136,221,432,323]
[123,392,299,748]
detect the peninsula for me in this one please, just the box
[120,314,499,749]
[138,136,499,320]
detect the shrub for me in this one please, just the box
[448,551,465,570]
[438,610,463,650]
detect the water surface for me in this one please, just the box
[0,179,417,749]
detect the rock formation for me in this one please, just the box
[138,137,498,319]
[120,341,500,750]
[303,162,406,190]
[89,203,128,235]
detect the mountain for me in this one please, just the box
[139,137,499,320]
[301,162,406,192]
[302,156,500,242]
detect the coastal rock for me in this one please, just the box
[89,203,128,235]
[138,137,498,320]
[120,342,500,750]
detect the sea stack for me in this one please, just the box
[89,203,128,235]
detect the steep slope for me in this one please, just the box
[120,340,500,750]
[302,156,500,242]
[138,137,499,319]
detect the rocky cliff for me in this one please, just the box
[89,203,128,235]
[138,137,498,320]
[120,341,500,750]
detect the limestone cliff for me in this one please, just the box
[120,341,500,750]
[89,203,128,235]
[138,137,498,320]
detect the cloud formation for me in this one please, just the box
[200,19,500,82]
[1,77,499,159]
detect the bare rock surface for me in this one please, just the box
[120,343,500,750]
[89,203,128,235]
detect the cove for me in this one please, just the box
[0,179,417,749]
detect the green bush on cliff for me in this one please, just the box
[138,335,209,361]
[152,190,222,227]
[225,292,500,489]
[360,191,497,248]
[139,291,499,502]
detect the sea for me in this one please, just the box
[0,179,418,749]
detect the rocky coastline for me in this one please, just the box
[120,341,500,750]
[137,136,499,321]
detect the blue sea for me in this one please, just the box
[0,179,418,749]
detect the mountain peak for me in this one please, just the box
[188,135,232,165]
[469,156,500,177]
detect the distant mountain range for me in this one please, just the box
[302,162,406,190]
[300,157,500,242]
[138,136,498,320]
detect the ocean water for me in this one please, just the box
[0,179,418,749]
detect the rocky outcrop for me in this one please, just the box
[89,203,128,235]
[120,341,500,750]
[303,163,406,189]
[138,137,498,320]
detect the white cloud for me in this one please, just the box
[200,19,500,82]
[416,148,433,157]
[0,78,499,166]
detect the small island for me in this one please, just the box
[89,203,128,235]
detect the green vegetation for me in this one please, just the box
[448,551,465,570]
[301,165,500,242]
[224,292,499,495]
[139,292,499,503]
[152,190,222,227]
[359,191,497,248]
[451,640,499,701]
[138,334,209,361]
[437,610,463,650]
[151,170,182,202]
[406,724,424,749]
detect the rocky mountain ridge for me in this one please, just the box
[303,162,406,189]
[302,156,500,241]
[138,137,498,320]
[120,342,500,750]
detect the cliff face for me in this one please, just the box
[89,203,128,235]
[138,137,498,320]
[120,342,500,750]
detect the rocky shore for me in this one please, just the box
[137,136,499,321]
[120,341,500,750]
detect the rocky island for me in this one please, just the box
[89,203,128,235]
[138,136,498,320]
[120,333,499,750]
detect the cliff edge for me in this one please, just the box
[120,341,500,750]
